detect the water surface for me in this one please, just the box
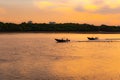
[0,33,120,80]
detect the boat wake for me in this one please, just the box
[77,39,120,42]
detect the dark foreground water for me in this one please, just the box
[0,33,120,80]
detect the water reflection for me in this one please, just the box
[0,33,120,80]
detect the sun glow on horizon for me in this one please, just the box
[0,0,120,25]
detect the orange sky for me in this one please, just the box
[0,0,120,25]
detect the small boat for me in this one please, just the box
[87,37,98,40]
[55,38,70,42]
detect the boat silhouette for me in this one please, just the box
[87,37,98,40]
[55,38,70,42]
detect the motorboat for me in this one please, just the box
[87,37,98,40]
[55,38,70,42]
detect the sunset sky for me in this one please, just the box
[0,0,120,25]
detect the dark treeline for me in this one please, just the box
[0,21,120,32]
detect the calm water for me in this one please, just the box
[0,33,120,80]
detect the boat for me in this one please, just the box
[55,38,70,42]
[87,37,98,40]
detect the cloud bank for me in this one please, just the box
[34,0,120,14]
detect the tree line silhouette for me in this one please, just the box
[0,21,120,32]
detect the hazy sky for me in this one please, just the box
[0,0,120,25]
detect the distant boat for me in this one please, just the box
[55,38,70,42]
[87,37,98,40]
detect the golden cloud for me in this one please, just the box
[35,1,54,9]
[34,0,74,12]
[34,0,120,14]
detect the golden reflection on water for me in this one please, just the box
[0,33,120,80]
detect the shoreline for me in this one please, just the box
[0,31,120,34]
